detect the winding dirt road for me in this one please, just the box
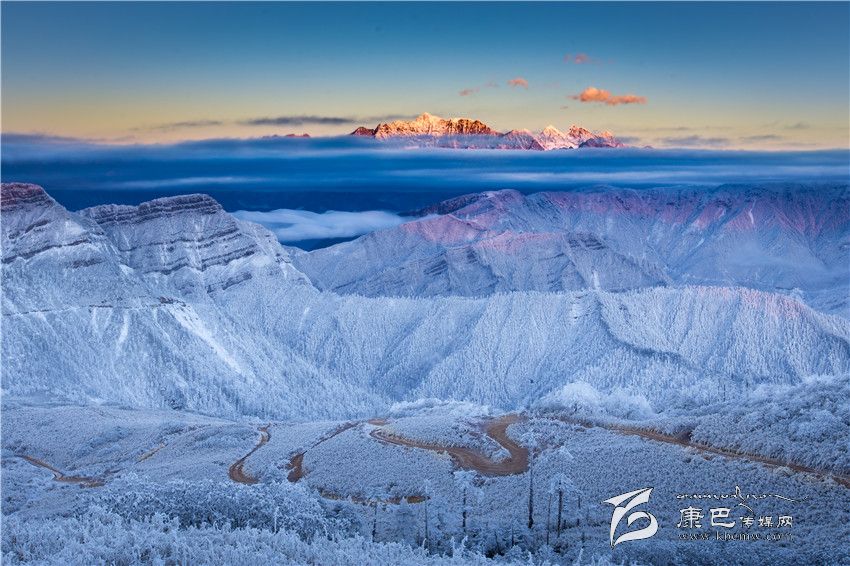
[282,416,528,505]
[18,455,104,488]
[369,414,529,476]
[549,415,850,489]
[286,421,358,482]
[137,443,166,463]
[228,425,270,484]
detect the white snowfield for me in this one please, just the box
[2,403,848,565]
[2,183,849,420]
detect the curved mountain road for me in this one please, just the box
[548,415,850,489]
[285,421,359,482]
[369,414,529,476]
[228,425,270,484]
[18,455,104,488]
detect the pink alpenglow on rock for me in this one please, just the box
[349,113,626,150]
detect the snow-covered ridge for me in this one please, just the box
[296,185,850,316]
[82,193,224,225]
[350,113,624,149]
[1,182,103,264]
[2,183,848,420]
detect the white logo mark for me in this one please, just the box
[603,487,659,547]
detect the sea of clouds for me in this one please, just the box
[3,133,848,247]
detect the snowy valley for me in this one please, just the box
[2,181,849,565]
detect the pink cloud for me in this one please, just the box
[507,77,529,88]
[570,86,646,106]
[564,53,595,64]
[458,81,500,97]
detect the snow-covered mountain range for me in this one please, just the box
[2,183,848,420]
[293,186,850,314]
[351,113,624,149]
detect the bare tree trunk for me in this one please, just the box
[546,492,552,545]
[556,488,563,539]
[423,496,429,549]
[462,486,468,536]
[527,452,534,530]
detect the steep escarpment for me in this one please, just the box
[80,194,308,296]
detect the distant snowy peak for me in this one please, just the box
[350,113,625,150]
[537,125,579,150]
[372,112,497,138]
[580,131,624,148]
[350,126,377,136]
[537,125,624,149]
[497,129,545,150]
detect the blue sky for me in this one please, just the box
[2,2,849,148]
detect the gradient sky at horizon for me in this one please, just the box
[2,2,848,149]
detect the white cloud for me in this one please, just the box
[233,208,414,242]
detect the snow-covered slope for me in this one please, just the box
[3,184,848,420]
[536,125,623,149]
[350,113,624,150]
[371,112,498,138]
[293,186,850,315]
[79,194,309,297]
[2,184,379,417]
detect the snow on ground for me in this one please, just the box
[3,183,848,564]
[3,404,847,565]
[379,414,508,459]
[4,184,849,422]
[537,373,850,476]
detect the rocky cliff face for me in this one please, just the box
[80,193,308,297]
[350,126,376,136]
[372,112,498,138]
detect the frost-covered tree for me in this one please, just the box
[520,429,539,532]
[452,470,476,538]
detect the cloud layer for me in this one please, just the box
[233,208,413,242]
[659,135,730,148]
[134,114,414,132]
[239,114,410,127]
[571,86,646,106]
[3,134,847,220]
